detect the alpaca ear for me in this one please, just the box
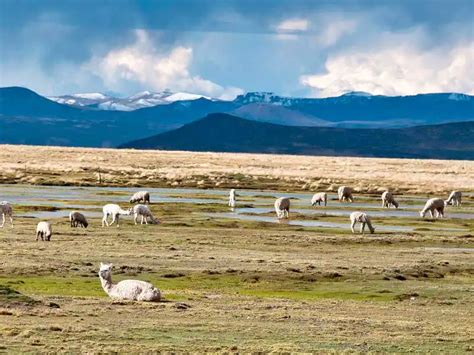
[100,262,104,267]
[109,263,113,269]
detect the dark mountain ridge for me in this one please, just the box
[120,113,474,160]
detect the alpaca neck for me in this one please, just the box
[100,275,114,294]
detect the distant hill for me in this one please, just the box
[230,103,331,126]
[120,113,474,160]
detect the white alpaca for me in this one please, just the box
[445,191,462,206]
[228,189,236,208]
[420,198,445,218]
[36,221,52,241]
[133,204,160,225]
[130,191,150,204]
[275,197,290,219]
[311,192,327,207]
[381,191,399,208]
[350,212,375,234]
[338,186,354,202]
[69,211,88,228]
[98,263,161,302]
[102,204,132,227]
[0,201,13,228]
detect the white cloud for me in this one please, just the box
[277,18,309,32]
[300,41,474,97]
[316,18,358,47]
[84,30,242,99]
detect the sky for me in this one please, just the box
[0,0,473,99]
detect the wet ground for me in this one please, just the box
[2,184,472,232]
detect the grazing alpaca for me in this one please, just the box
[311,192,327,206]
[133,204,160,225]
[0,201,13,228]
[98,263,161,302]
[69,211,88,228]
[102,204,132,227]
[420,198,445,218]
[228,189,236,208]
[274,197,290,219]
[130,191,150,204]
[338,186,354,202]
[445,191,462,206]
[381,191,399,208]
[350,212,375,234]
[36,221,52,241]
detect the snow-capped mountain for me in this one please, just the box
[234,91,376,106]
[234,92,298,106]
[48,90,214,111]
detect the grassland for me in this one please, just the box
[0,145,473,352]
[1,144,473,193]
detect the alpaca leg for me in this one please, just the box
[429,210,434,218]
[141,215,145,224]
[360,223,365,234]
[102,213,109,227]
[144,216,148,225]
[134,214,138,225]
[9,215,13,228]
[115,215,120,227]
[351,220,356,233]
[0,213,4,228]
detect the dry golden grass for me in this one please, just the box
[0,144,473,193]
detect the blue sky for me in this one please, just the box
[0,0,472,98]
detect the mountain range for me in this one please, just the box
[0,86,473,158]
[48,90,213,111]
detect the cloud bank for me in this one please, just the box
[300,40,474,97]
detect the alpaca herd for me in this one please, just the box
[274,189,463,235]
[0,187,466,301]
[0,188,465,237]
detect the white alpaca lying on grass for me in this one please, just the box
[102,204,132,227]
[98,263,161,302]
[0,201,13,228]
